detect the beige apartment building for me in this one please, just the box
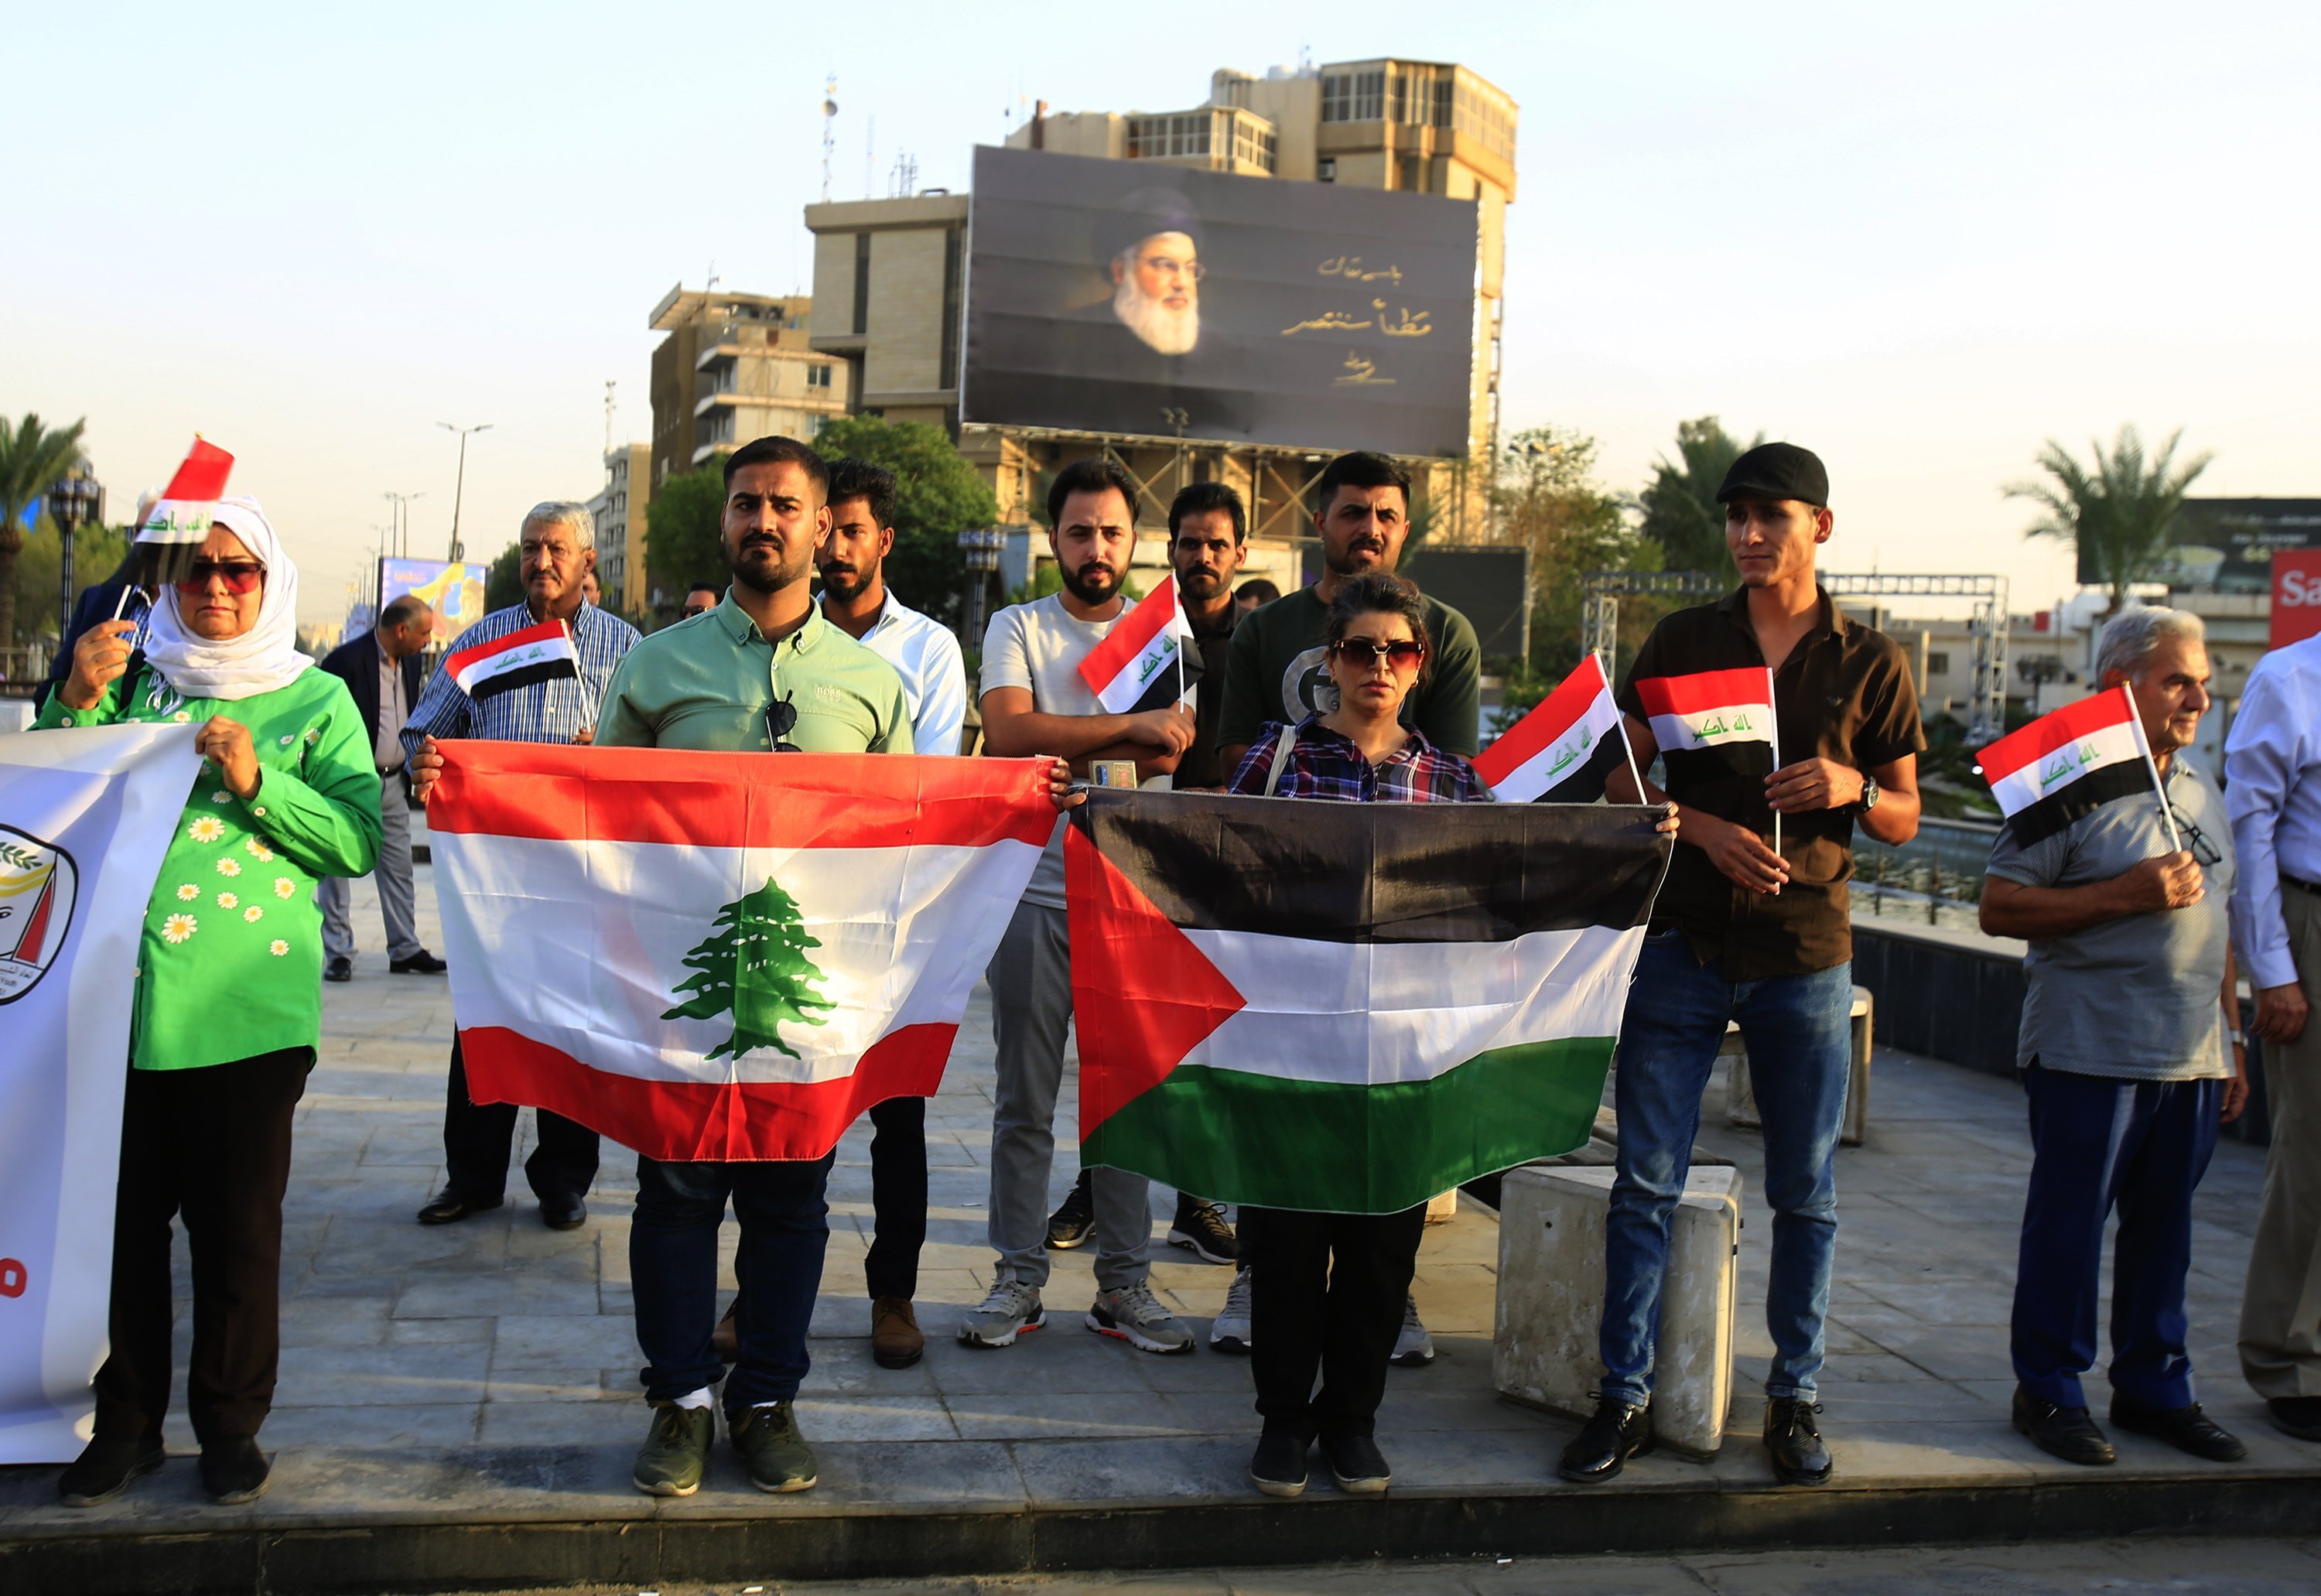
[802,58,1516,540]
[588,442,653,615]
[645,285,851,491]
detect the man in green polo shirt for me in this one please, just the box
[597,435,911,1502]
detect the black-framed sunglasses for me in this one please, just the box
[767,693,801,754]
[1328,637,1426,671]
[2169,804,2224,867]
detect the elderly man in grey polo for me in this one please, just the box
[1981,607,2250,1468]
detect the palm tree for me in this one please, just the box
[2007,425,2213,617]
[1633,415,1762,576]
[0,413,90,651]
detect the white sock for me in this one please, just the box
[671,1386,714,1411]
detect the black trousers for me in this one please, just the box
[95,1049,309,1444]
[1242,1203,1426,1442]
[864,1095,928,1301]
[442,1035,599,1205]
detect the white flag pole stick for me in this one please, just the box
[1174,576,1187,709]
[1768,665,1782,858]
[564,619,600,731]
[1604,654,1645,803]
[2124,683,2183,853]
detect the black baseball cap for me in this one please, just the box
[1716,443,1828,508]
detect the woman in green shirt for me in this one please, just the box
[43,499,381,1509]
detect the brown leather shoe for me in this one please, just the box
[710,1298,740,1363]
[871,1297,925,1369]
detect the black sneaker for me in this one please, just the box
[1763,1396,1832,1485]
[1558,1395,1653,1482]
[1167,1197,1238,1263]
[1047,1169,1095,1250]
[58,1436,165,1506]
[199,1436,271,1504]
[1325,1433,1392,1494]
[1249,1429,1309,1499]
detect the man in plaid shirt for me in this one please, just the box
[402,501,640,1233]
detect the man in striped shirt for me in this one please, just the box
[402,501,641,1232]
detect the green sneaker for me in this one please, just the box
[730,1399,818,1493]
[632,1402,714,1497]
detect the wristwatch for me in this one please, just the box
[1854,776,1881,814]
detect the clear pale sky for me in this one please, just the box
[4,2,2313,625]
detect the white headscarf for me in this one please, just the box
[140,496,314,702]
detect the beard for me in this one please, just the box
[727,532,814,597]
[1322,535,1393,580]
[818,562,873,603]
[1113,277,1199,357]
[1060,559,1123,606]
[1176,566,1227,600]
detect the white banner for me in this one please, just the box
[0,723,200,1463]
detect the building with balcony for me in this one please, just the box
[591,442,652,615]
[645,284,849,491]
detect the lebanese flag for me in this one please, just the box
[1979,685,2157,846]
[1076,577,1198,714]
[1065,791,1671,1214]
[1474,654,1630,804]
[135,438,234,586]
[445,620,579,702]
[428,742,1055,1160]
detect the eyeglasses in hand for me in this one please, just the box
[767,693,801,754]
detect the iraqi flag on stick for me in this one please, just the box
[1979,685,2174,848]
[444,620,581,702]
[1076,577,1198,714]
[1065,791,1673,1214]
[134,438,234,587]
[1473,653,1637,803]
[428,742,1055,1161]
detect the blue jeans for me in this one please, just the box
[631,1151,834,1413]
[2011,1062,2220,1411]
[1599,931,1854,1406]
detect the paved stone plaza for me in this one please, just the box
[2,851,2316,1587]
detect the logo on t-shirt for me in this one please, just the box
[1281,645,1336,720]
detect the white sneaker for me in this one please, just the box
[1210,1266,1253,1354]
[1390,1292,1434,1367]
[957,1280,1045,1348]
[1086,1281,1196,1354]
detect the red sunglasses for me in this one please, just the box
[1328,637,1426,671]
[174,560,265,596]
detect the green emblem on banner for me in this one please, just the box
[663,877,835,1061]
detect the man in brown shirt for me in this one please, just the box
[1560,442,1925,1490]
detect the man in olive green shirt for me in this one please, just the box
[597,436,910,1503]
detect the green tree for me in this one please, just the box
[2006,425,2213,617]
[644,459,731,613]
[1634,415,1760,576]
[1493,426,1655,684]
[662,877,835,1063]
[0,415,90,654]
[813,415,1000,625]
[483,541,525,611]
[11,519,129,650]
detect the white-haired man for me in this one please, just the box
[2226,604,2321,1443]
[1981,607,2248,1468]
[402,501,641,1232]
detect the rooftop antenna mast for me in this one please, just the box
[865,115,876,200]
[603,379,617,455]
[821,75,838,202]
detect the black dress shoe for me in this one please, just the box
[2110,1396,2247,1461]
[1249,1428,1310,1498]
[2268,1396,2321,1441]
[1558,1395,1653,1482]
[415,1190,504,1225]
[542,1196,587,1231]
[1764,1396,1833,1485]
[199,1436,270,1504]
[390,949,447,975]
[2012,1386,2115,1465]
[1324,1432,1391,1494]
[324,955,352,983]
[58,1436,165,1506]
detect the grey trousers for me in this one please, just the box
[320,771,420,963]
[2241,880,2321,1399]
[986,899,1152,1292]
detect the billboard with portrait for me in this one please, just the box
[379,557,488,649]
[962,145,1476,458]
[2077,498,2321,594]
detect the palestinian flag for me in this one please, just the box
[1634,666,1779,780]
[135,438,234,587]
[1077,577,1198,714]
[445,620,579,702]
[1065,791,1671,1214]
[428,742,1055,1160]
[1979,685,2159,846]
[1474,654,1630,804]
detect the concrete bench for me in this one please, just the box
[1723,984,1873,1147]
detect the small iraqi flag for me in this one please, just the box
[135,438,234,586]
[1474,654,1631,804]
[445,620,579,702]
[1077,578,1198,714]
[1979,685,2158,846]
[1635,665,1779,778]
[1065,790,1672,1214]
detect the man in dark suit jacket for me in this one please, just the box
[317,595,445,980]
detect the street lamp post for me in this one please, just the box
[46,467,105,641]
[957,526,1004,649]
[384,490,426,559]
[437,422,492,562]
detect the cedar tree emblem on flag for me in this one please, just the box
[664,877,836,1062]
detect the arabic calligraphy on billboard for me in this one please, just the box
[962,145,1476,457]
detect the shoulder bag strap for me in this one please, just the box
[1262,723,1299,797]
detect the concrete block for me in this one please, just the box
[1726,984,1874,1146]
[1492,1163,1742,1457]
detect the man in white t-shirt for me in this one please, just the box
[959,457,1198,1355]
